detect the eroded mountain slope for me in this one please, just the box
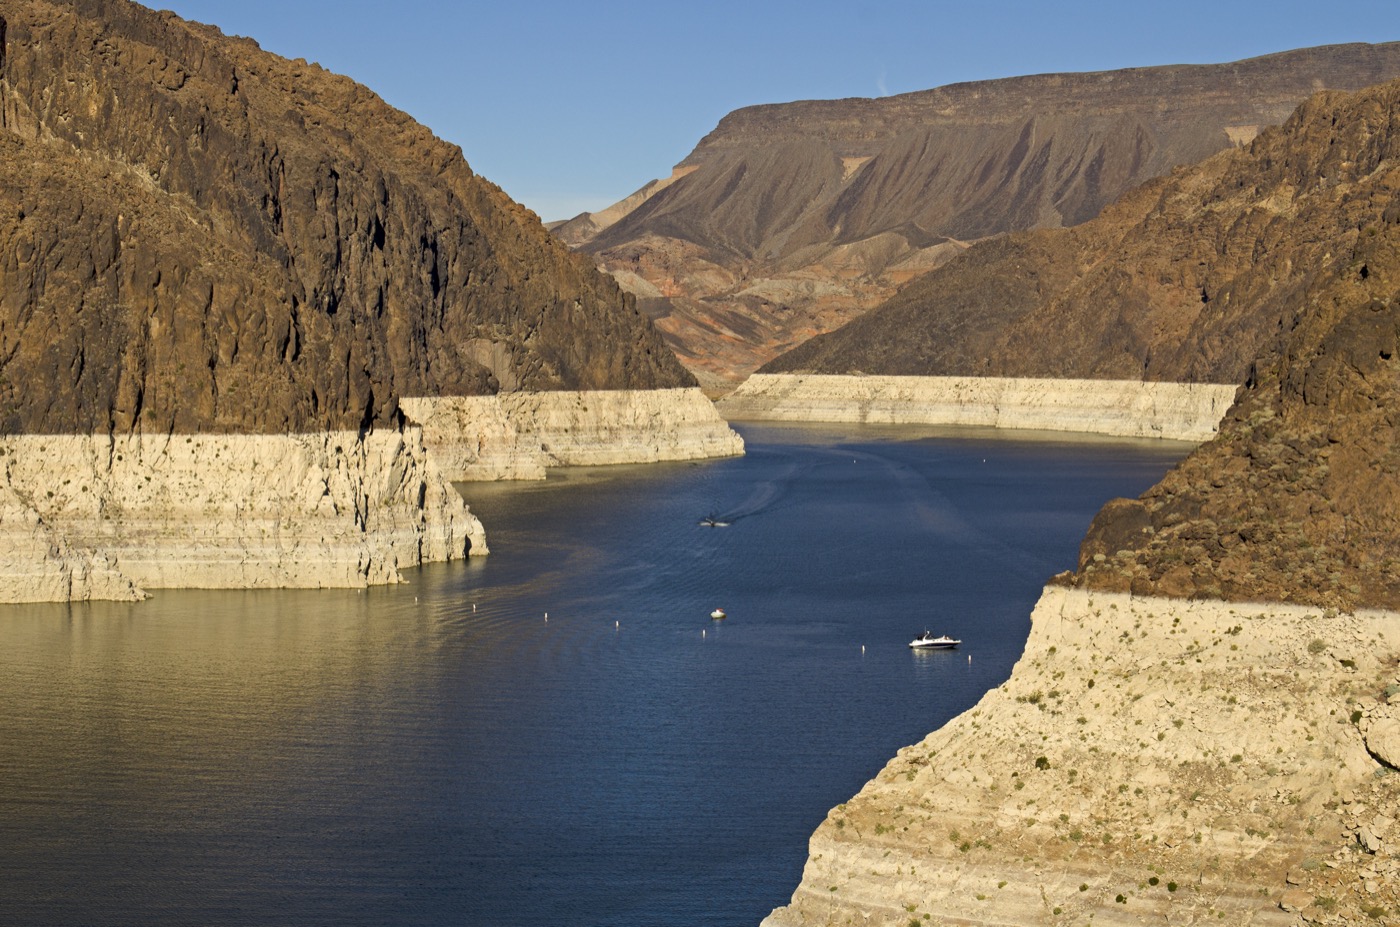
[0,0,692,436]
[563,43,1400,386]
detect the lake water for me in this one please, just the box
[0,422,1189,926]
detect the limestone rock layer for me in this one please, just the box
[0,430,484,601]
[400,387,746,481]
[717,374,1237,442]
[765,587,1400,927]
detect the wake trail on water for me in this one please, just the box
[701,456,811,525]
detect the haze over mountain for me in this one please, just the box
[558,42,1400,389]
[0,0,691,437]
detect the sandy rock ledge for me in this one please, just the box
[0,429,483,603]
[401,387,745,480]
[718,375,1237,442]
[764,586,1400,926]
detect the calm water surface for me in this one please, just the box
[0,422,1189,926]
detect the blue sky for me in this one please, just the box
[157,1,1400,222]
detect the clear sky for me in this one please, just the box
[155,1,1400,222]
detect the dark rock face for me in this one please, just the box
[1057,83,1400,610]
[0,0,691,435]
[563,43,1400,385]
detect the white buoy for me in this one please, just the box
[968,654,972,663]
[861,645,866,654]
[473,603,477,612]
[615,620,620,629]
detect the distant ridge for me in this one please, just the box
[558,42,1400,387]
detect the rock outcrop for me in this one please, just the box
[0,0,692,436]
[0,0,731,602]
[0,430,482,601]
[765,587,1400,927]
[401,387,744,480]
[717,374,1236,442]
[561,44,1400,387]
[1055,81,1400,611]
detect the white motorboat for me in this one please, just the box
[909,630,960,649]
[710,608,727,620]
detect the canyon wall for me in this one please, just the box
[0,429,483,603]
[0,388,744,603]
[764,586,1400,927]
[717,374,1237,442]
[0,1,736,604]
[402,387,745,480]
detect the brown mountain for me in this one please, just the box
[560,43,1400,389]
[1069,83,1400,609]
[762,75,1400,389]
[763,74,1400,609]
[0,0,691,436]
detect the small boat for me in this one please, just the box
[710,608,727,620]
[699,514,731,527]
[909,630,960,649]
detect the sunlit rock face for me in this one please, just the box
[0,0,720,600]
[717,374,1237,442]
[561,43,1400,387]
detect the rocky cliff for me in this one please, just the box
[717,374,1236,442]
[0,0,733,602]
[765,80,1400,927]
[561,44,1400,387]
[765,588,1400,927]
[0,0,693,436]
[764,77,1400,391]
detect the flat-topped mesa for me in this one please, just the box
[564,43,1400,386]
[718,374,1237,443]
[0,0,727,602]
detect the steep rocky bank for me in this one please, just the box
[765,587,1400,927]
[717,374,1236,442]
[764,79,1400,926]
[0,430,482,602]
[401,387,744,480]
[0,0,692,435]
[561,44,1400,386]
[0,0,737,601]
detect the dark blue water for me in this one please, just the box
[0,422,1188,926]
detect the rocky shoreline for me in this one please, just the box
[0,389,743,604]
[401,387,745,480]
[718,374,1238,442]
[763,586,1400,926]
